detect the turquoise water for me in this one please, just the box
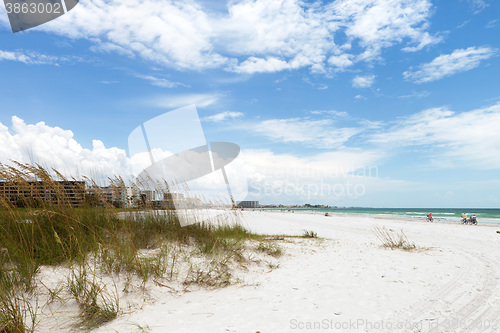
[259,207,500,224]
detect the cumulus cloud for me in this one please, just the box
[0,117,136,182]
[0,115,383,204]
[352,74,375,88]
[0,116,180,185]
[329,0,441,55]
[19,0,439,74]
[232,56,304,74]
[202,111,243,122]
[220,0,332,73]
[328,54,354,69]
[2,107,500,205]
[40,0,227,70]
[0,116,237,198]
[403,46,497,83]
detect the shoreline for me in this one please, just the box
[245,208,500,226]
[91,210,500,332]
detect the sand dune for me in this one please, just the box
[95,211,500,333]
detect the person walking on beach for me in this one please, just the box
[462,213,468,223]
[427,212,433,222]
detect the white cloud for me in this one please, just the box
[369,102,500,169]
[329,0,441,55]
[358,119,384,129]
[40,0,227,70]
[328,54,354,69]
[0,117,134,181]
[89,42,136,57]
[232,56,302,74]
[220,0,328,54]
[20,0,438,74]
[485,19,497,29]
[467,0,488,13]
[403,46,497,83]
[352,74,375,88]
[242,148,384,204]
[148,93,221,109]
[250,102,500,171]
[310,110,349,118]
[203,111,243,122]
[302,77,329,90]
[0,115,382,205]
[220,0,334,73]
[3,108,500,206]
[243,149,379,178]
[243,147,500,206]
[135,74,188,88]
[0,49,62,65]
[398,90,430,99]
[457,20,471,29]
[0,116,174,183]
[252,118,361,148]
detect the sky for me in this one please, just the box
[0,0,499,207]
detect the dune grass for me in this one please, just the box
[373,226,416,251]
[0,162,276,331]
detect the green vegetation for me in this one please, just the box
[373,226,416,251]
[256,241,283,257]
[0,162,281,331]
[67,266,118,328]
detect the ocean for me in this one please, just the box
[258,207,500,225]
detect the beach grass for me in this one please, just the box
[0,162,279,330]
[373,226,416,251]
[256,241,283,257]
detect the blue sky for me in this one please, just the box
[0,0,499,207]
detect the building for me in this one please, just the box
[94,186,142,208]
[0,180,199,210]
[237,200,260,208]
[0,181,85,208]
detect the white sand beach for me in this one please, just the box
[86,211,500,333]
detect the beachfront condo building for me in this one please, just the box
[0,180,85,208]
